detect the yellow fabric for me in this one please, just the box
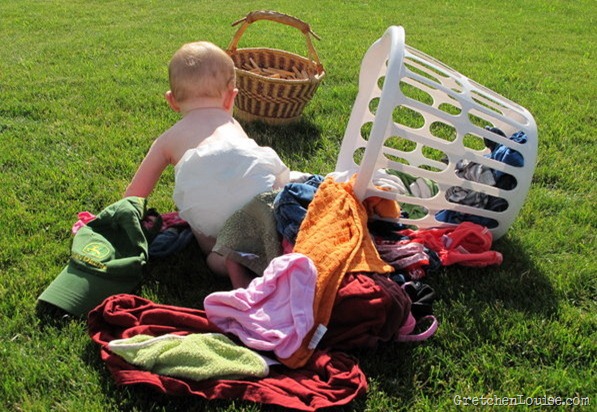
[279,177,393,368]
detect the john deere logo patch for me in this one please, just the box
[82,242,111,259]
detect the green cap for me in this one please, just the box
[38,197,149,316]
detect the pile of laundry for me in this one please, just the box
[436,127,527,227]
[368,127,527,229]
[41,169,504,410]
[83,174,503,410]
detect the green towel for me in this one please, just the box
[108,333,269,381]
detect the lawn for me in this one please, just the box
[0,0,595,411]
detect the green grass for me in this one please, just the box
[1,0,595,410]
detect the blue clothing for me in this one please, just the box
[485,130,526,180]
[149,227,194,258]
[436,130,526,226]
[273,175,324,244]
[434,210,498,228]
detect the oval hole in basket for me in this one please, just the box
[399,202,430,220]
[422,146,448,162]
[400,79,434,106]
[385,135,417,152]
[383,152,411,165]
[463,133,487,151]
[454,161,519,191]
[438,102,462,116]
[445,187,508,211]
[495,173,518,191]
[361,122,373,141]
[369,98,380,115]
[471,90,507,114]
[468,110,494,130]
[406,56,464,93]
[419,164,446,173]
[430,121,457,142]
[392,105,425,129]
[377,76,385,91]
[435,209,499,229]
[352,147,365,166]
[404,56,449,80]
[404,61,442,85]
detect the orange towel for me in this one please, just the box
[363,188,401,219]
[279,177,393,368]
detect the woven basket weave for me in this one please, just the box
[227,11,325,125]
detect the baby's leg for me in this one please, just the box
[207,252,256,289]
[191,228,216,255]
[191,228,227,277]
[206,251,228,277]
[190,227,254,288]
[225,259,256,289]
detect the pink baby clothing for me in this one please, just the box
[71,211,96,234]
[204,253,316,359]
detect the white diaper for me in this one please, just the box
[173,137,289,238]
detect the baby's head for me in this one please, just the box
[168,41,235,103]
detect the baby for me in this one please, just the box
[125,41,290,288]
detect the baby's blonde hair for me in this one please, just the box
[168,41,236,102]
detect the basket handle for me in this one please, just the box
[227,10,323,72]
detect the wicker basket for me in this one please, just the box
[226,10,325,125]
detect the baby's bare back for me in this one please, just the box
[165,108,249,166]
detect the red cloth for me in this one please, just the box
[88,294,367,412]
[399,222,503,267]
[321,273,411,350]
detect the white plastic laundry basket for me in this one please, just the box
[335,26,537,239]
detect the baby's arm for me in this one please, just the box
[266,148,290,189]
[124,138,170,198]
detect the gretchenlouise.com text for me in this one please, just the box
[453,394,590,407]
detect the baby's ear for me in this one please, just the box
[164,90,180,112]
[223,87,238,112]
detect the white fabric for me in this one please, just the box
[173,137,289,237]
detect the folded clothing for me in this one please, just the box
[321,272,411,350]
[108,333,270,381]
[88,294,367,412]
[204,253,317,359]
[280,176,393,368]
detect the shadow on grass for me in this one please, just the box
[429,234,558,317]
[239,115,322,161]
[141,241,231,309]
[356,234,558,408]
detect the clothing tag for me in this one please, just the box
[307,324,327,350]
[442,234,453,248]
